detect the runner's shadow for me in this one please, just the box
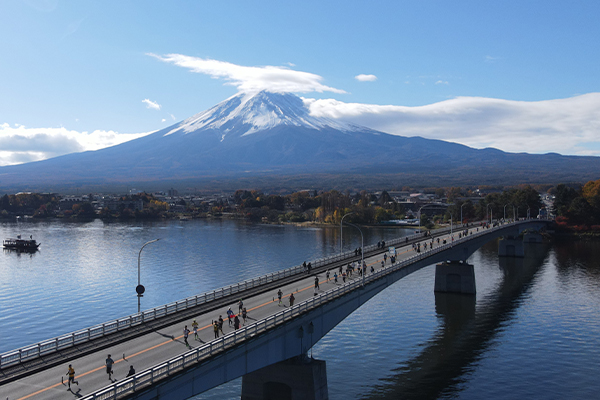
[154,330,175,340]
[69,388,83,397]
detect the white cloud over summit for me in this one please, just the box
[304,93,600,156]
[148,53,346,94]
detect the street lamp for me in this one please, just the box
[504,204,510,221]
[527,206,531,220]
[460,203,467,226]
[450,214,453,247]
[340,212,354,255]
[137,238,160,313]
[486,204,492,224]
[344,222,364,287]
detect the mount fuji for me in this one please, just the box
[1,91,600,192]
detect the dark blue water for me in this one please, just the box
[1,220,599,399]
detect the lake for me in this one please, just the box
[1,219,598,399]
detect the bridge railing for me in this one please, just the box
[0,221,475,369]
[78,221,515,399]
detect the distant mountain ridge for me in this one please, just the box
[0,91,599,192]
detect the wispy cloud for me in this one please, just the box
[435,80,449,85]
[304,93,600,156]
[142,98,161,110]
[148,53,346,94]
[0,124,151,166]
[355,74,377,82]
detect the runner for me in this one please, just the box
[192,319,199,340]
[213,321,219,338]
[66,364,79,389]
[105,354,114,380]
[218,315,224,335]
[227,307,234,326]
[183,325,190,347]
[277,289,283,305]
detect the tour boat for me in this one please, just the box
[3,236,41,251]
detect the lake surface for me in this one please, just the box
[1,219,599,399]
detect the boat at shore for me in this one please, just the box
[380,219,420,226]
[3,236,41,251]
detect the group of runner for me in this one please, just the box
[65,354,135,391]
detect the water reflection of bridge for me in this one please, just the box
[363,242,550,400]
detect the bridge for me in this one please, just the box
[0,219,550,400]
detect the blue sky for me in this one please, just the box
[1,0,599,165]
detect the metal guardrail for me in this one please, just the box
[0,223,466,369]
[79,221,523,400]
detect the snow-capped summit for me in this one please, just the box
[164,90,359,140]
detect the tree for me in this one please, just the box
[553,184,579,216]
[0,194,10,211]
[78,202,95,217]
[446,187,462,203]
[582,179,600,213]
[374,207,393,223]
[568,197,593,225]
[420,213,434,229]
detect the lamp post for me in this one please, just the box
[344,222,364,287]
[460,203,467,226]
[340,212,354,255]
[527,206,531,220]
[516,206,519,221]
[504,204,510,221]
[486,204,492,224]
[137,238,160,313]
[450,214,453,247]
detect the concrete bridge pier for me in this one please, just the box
[498,236,525,257]
[434,261,476,295]
[523,232,543,244]
[241,355,328,400]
